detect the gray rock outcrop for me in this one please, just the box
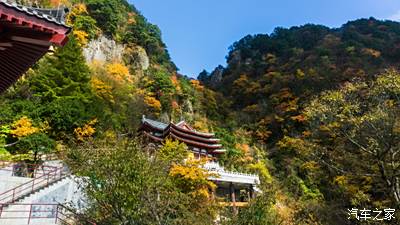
[83,35,125,63]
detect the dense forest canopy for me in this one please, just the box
[200,17,400,224]
[1,0,400,224]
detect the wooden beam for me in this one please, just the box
[0,43,12,47]
[10,36,50,47]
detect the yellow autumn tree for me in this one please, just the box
[169,159,217,200]
[192,117,209,133]
[73,30,89,46]
[66,3,88,25]
[91,77,114,103]
[106,63,132,84]
[159,139,188,163]
[144,96,162,112]
[10,116,39,138]
[74,119,97,141]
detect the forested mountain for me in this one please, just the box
[202,18,400,143]
[2,0,400,223]
[200,18,400,224]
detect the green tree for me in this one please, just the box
[68,140,217,225]
[30,36,92,100]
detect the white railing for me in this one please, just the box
[204,162,260,185]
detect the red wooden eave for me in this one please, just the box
[0,1,71,93]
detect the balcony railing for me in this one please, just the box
[204,162,260,185]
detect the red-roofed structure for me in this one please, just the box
[139,116,226,158]
[0,0,71,92]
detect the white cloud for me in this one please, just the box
[388,10,400,21]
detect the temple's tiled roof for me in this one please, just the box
[0,0,70,28]
[142,117,168,130]
[170,123,215,138]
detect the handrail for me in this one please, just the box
[0,162,60,178]
[0,203,96,225]
[203,162,259,177]
[0,165,65,203]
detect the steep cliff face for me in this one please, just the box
[83,35,126,63]
[123,45,150,71]
[83,36,150,72]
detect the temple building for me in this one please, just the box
[140,115,226,158]
[139,116,260,210]
[0,0,71,92]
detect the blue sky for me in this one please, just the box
[129,0,400,77]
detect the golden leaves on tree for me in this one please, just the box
[74,119,97,141]
[106,63,132,84]
[144,96,161,112]
[73,30,89,46]
[10,116,39,138]
[169,159,216,200]
[90,77,114,103]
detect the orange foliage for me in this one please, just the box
[290,114,307,122]
[49,0,69,7]
[254,118,273,142]
[171,75,181,93]
[233,74,249,90]
[127,12,137,24]
[235,143,253,162]
[144,96,162,111]
[190,80,204,91]
[362,48,381,58]
[302,130,312,137]
[171,100,179,110]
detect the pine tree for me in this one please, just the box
[30,35,92,101]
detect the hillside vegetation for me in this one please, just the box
[200,18,400,224]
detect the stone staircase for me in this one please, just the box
[0,176,72,225]
[0,162,88,225]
